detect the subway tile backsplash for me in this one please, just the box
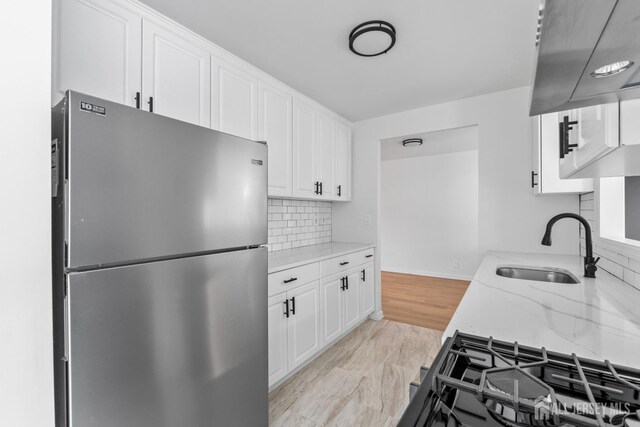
[266,198,332,252]
[579,192,640,291]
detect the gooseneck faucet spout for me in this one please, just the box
[541,213,600,278]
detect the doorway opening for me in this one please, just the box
[379,126,479,330]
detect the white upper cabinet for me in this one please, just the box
[532,113,593,195]
[292,99,318,199]
[53,0,142,106]
[316,113,336,200]
[334,122,352,201]
[259,81,293,198]
[558,103,619,178]
[53,0,352,199]
[142,20,211,126]
[211,56,258,140]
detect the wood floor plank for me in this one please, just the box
[381,271,470,331]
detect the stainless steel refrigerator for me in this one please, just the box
[51,91,268,426]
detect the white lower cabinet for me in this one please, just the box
[320,272,359,347]
[321,277,343,345]
[287,281,321,371]
[268,280,321,387]
[268,248,375,388]
[343,272,360,331]
[359,263,375,318]
[267,293,289,386]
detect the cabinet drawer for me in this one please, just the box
[320,251,366,277]
[268,262,319,297]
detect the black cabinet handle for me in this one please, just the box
[284,299,289,318]
[560,116,578,158]
[559,121,565,159]
[148,96,154,113]
[290,297,295,315]
[283,277,298,284]
[337,185,342,197]
[319,182,323,195]
[361,269,366,281]
[135,92,141,109]
[314,181,319,194]
[345,276,349,290]
[531,171,538,188]
[365,254,373,258]
[340,261,349,266]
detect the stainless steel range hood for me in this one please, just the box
[530,0,640,116]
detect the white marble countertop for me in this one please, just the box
[444,251,640,367]
[268,242,375,274]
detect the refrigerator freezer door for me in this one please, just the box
[65,91,267,269]
[66,248,267,427]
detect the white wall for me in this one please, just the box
[381,150,479,280]
[333,86,580,318]
[0,2,54,426]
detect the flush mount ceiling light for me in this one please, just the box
[349,20,396,57]
[590,60,634,78]
[402,138,423,147]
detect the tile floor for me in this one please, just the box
[269,319,443,426]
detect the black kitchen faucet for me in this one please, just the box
[541,213,600,278]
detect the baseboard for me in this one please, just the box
[381,266,473,281]
[368,310,384,321]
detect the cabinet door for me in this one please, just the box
[293,99,318,198]
[559,103,619,178]
[532,114,593,195]
[53,0,142,106]
[320,277,343,346]
[287,281,320,371]
[259,81,293,197]
[343,272,360,330]
[359,264,375,319]
[316,113,336,199]
[334,122,352,201]
[211,56,258,139]
[142,20,211,126]
[268,293,289,387]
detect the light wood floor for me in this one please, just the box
[269,319,442,426]
[381,271,470,331]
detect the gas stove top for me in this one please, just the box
[398,331,640,427]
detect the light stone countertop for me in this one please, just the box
[444,251,640,367]
[268,242,375,274]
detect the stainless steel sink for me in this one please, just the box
[495,265,579,284]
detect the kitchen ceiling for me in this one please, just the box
[381,126,478,161]
[139,0,540,122]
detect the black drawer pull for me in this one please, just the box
[283,277,298,284]
[340,261,349,266]
[365,254,373,258]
